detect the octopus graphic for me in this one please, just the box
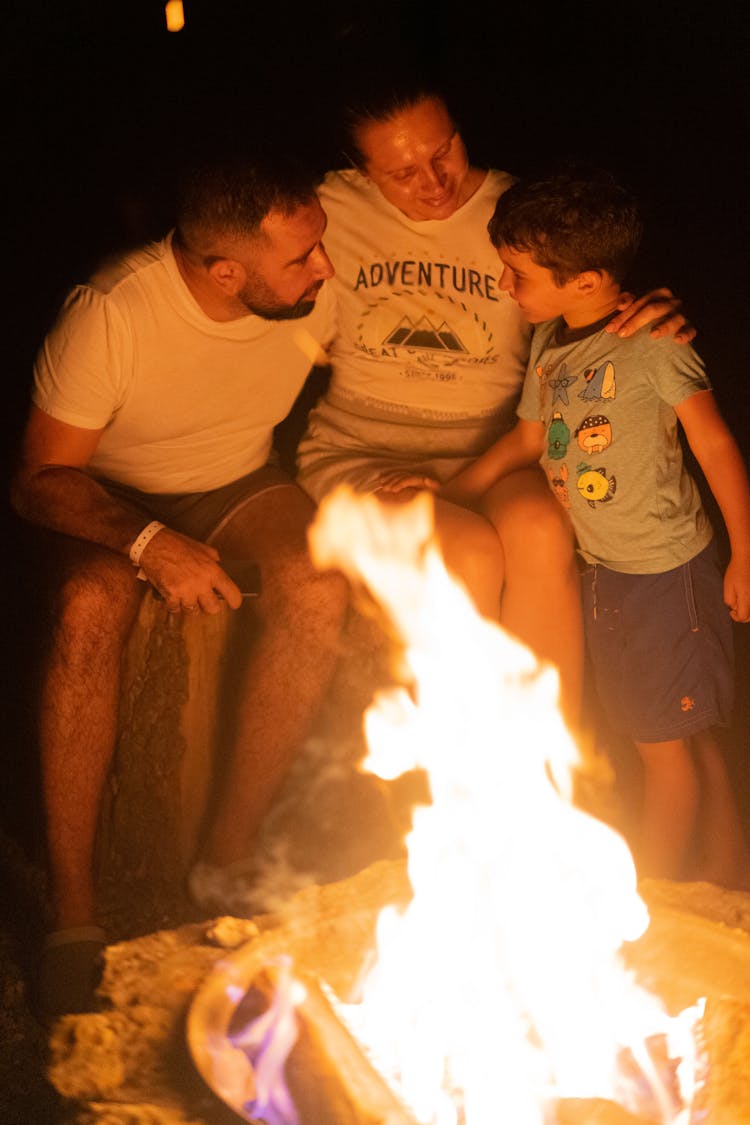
[547,463,571,508]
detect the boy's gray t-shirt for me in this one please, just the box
[518,318,714,573]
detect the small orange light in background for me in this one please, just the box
[165,0,185,32]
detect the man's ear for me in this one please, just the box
[207,258,245,297]
[576,269,604,296]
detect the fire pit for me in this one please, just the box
[186,864,750,1125]
[46,866,750,1123]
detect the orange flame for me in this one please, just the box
[308,488,703,1125]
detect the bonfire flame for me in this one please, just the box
[247,487,703,1124]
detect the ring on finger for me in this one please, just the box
[184,603,198,614]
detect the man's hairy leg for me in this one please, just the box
[200,484,348,868]
[482,466,583,729]
[40,540,143,929]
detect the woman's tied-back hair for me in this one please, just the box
[176,151,321,257]
[342,72,458,170]
[488,164,644,285]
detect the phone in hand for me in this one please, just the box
[145,557,262,601]
[219,558,262,598]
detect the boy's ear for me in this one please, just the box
[575,269,604,295]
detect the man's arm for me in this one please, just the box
[440,418,545,506]
[11,405,241,613]
[676,390,750,622]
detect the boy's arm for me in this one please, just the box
[440,419,545,506]
[676,390,750,622]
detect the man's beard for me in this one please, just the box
[252,297,317,321]
[239,278,322,321]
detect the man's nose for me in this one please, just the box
[310,244,335,280]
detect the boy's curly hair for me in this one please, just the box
[488,164,643,285]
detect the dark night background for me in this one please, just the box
[0,1,747,1121]
[0,0,748,1011]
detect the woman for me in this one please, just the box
[297,83,691,727]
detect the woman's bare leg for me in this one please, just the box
[481,466,583,728]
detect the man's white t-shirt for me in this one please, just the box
[33,232,336,492]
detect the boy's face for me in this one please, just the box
[497,244,577,323]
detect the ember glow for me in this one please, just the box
[306,487,703,1125]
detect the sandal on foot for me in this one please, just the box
[37,926,107,1019]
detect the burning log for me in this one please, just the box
[222,959,685,1125]
[235,963,420,1125]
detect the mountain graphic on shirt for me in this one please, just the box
[384,315,468,352]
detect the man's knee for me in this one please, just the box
[258,535,349,626]
[53,550,142,644]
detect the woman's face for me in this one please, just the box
[355,96,473,222]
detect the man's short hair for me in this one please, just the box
[176,152,320,256]
[488,165,643,285]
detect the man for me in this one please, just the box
[10,154,348,1015]
[297,81,694,729]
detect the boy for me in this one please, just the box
[439,166,750,884]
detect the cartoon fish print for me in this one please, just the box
[547,411,570,460]
[579,361,616,402]
[575,414,612,455]
[547,462,570,508]
[576,462,617,508]
[549,362,578,406]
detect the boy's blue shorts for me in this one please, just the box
[581,540,735,744]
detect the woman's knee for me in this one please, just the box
[486,483,575,568]
[435,504,505,611]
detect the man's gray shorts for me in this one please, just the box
[99,464,296,544]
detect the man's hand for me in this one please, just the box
[725,555,750,623]
[606,287,696,343]
[138,527,244,614]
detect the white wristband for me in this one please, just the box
[129,520,165,566]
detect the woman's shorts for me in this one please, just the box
[296,392,513,502]
[581,540,735,743]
